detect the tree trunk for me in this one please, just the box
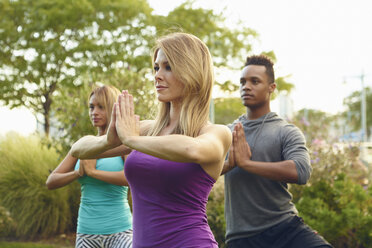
[44,112,50,138]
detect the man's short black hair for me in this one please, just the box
[244,55,275,84]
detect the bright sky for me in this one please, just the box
[1,0,372,135]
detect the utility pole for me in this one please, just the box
[344,70,368,160]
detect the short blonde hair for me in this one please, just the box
[147,32,214,137]
[89,85,121,134]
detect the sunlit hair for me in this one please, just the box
[244,55,275,84]
[147,32,214,137]
[89,85,121,135]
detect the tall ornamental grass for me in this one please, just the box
[0,133,79,239]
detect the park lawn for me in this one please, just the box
[0,242,60,248]
[0,234,75,248]
[0,242,74,248]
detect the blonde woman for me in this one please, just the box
[71,33,232,247]
[46,85,132,248]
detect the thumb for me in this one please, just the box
[114,102,120,123]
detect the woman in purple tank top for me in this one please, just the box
[71,32,232,248]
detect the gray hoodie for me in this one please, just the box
[224,112,311,242]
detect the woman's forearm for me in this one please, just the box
[70,135,113,159]
[125,135,198,163]
[46,170,80,190]
[88,170,128,186]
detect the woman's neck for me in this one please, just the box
[159,102,181,135]
[97,127,106,136]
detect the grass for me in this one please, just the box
[0,233,75,248]
[0,242,57,248]
[0,241,73,248]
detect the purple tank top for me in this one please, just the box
[125,150,218,248]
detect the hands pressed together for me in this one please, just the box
[228,122,252,170]
[79,159,97,177]
[107,90,140,147]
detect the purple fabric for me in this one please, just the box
[125,150,218,248]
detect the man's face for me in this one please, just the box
[239,65,275,108]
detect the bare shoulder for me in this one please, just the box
[200,123,232,141]
[200,123,230,133]
[140,120,155,135]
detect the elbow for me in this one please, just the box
[296,166,311,185]
[69,145,79,158]
[45,179,56,190]
[298,170,311,185]
[45,174,60,190]
[184,144,202,163]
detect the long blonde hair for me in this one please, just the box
[89,85,121,135]
[147,32,214,137]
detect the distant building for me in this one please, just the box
[276,92,294,119]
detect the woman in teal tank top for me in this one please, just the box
[46,85,132,248]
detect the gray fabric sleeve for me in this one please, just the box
[281,125,312,185]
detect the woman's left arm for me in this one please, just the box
[125,125,232,165]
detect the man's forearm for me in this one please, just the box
[221,160,234,175]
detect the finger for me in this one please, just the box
[110,102,117,126]
[135,114,140,134]
[114,102,121,122]
[232,130,238,152]
[237,123,245,137]
[119,94,126,118]
[129,94,134,117]
[118,93,122,111]
[122,90,129,117]
[247,143,252,158]
[228,143,235,166]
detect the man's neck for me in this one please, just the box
[246,108,271,120]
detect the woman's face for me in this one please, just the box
[154,49,185,104]
[89,94,107,129]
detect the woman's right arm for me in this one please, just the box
[46,152,82,190]
[70,119,153,159]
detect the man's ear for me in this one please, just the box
[269,83,276,93]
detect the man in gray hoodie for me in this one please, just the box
[223,55,332,248]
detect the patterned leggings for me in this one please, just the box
[76,229,132,248]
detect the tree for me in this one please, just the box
[156,1,258,68]
[214,97,245,125]
[290,108,339,144]
[342,87,372,137]
[0,0,153,136]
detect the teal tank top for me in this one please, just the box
[75,157,132,234]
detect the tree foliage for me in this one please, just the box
[0,0,153,136]
[214,97,245,125]
[0,0,293,152]
[290,108,340,143]
[156,1,258,68]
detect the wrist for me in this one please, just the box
[75,170,82,178]
[238,159,251,170]
[120,135,136,147]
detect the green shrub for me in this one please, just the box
[0,205,15,237]
[207,177,226,248]
[0,133,80,239]
[296,175,372,248]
